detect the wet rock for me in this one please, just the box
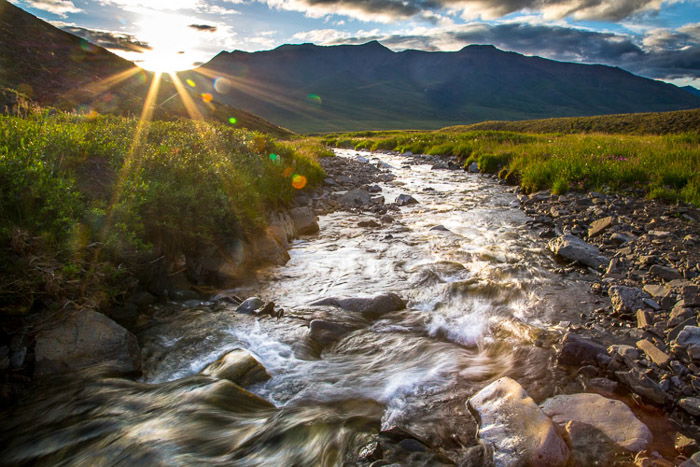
[680,452,700,467]
[675,433,698,456]
[309,320,355,347]
[636,339,670,366]
[541,393,652,452]
[201,348,270,387]
[650,264,682,281]
[558,333,606,366]
[310,293,406,319]
[468,161,479,173]
[589,216,614,238]
[236,297,265,314]
[429,225,450,232]
[34,309,141,377]
[679,397,700,417]
[367,184,382,193]
[358,219,381,228]
[395,194,418,206]
[340,188,371,208]
[289,206,320,235]
[609,286,651,316]
[672,326,700,362]
[468,377,569,467]
[548,234,609,269]
[615,368,667,405]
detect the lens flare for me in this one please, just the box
[228,117,237,125]
[292,174,307,190]
[269,153,280,163]
[201,93,213,103]
[214,77,233,94]
[307,94,322,105]
[186,79,196,87]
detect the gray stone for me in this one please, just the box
[650,265,682,281]
[468,161,479,173]
[468,377,569,467]
[309,320,355,347]
[236,297,265,314]
[289,206,319,235]
[340,188,371,207]
[615,368,667,404]
[609,286,651,315]
[541,393,652,452]
[558,333,606,366]
[679,397,700,417]
[683,286,700,307]
[429,225,450,232]
[588,216,614,238]
[673,326,700,362]
[548,234,609,269]
[201,348,270,387]
[395,194,418,206]
[34,310,141,377]
[310,293,406,319]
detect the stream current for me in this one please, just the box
[0,149,602,466]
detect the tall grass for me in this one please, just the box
[0,112,324,313]
[323,130,700,206]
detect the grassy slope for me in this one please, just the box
[0,112,326,313]
[322,124,700,207]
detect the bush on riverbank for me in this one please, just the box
[0,113,324,313]
[321,130,700,206]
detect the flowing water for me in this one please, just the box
[0,150,603,466]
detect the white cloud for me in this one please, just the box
[23,0,81,16]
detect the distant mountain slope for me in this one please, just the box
[683,86,700,98]
[0,0,291,137]
[198,41,700,133]
[440,108,700,135]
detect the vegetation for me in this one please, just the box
[322,129,700,206]
[0,111,324,313]
[440,108,700,135]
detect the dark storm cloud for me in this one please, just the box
[62,26,151,52]
[189,24,218,32]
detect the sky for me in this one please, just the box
[9,0,700,87]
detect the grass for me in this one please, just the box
[321,129,700,207]
[0,111,325,314]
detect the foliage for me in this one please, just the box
[0,113,323,313]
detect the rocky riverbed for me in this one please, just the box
[1,148,699,466]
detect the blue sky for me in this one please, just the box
[10,0,700,87]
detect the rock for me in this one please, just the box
[611,232,635,245]
[609,286,651,316]
[680,452,700,467]
[289,206,319,235]
[356,155,369,163]
[9,347,26,369]
[679,397,700,417]
[429,225,450,232]
[562,420,627,466]
[171,289,200,301]
[589,216,614,238]
[558,333,606,366]
[675,433,698,455]
[548,234,609,269]
[636,310,654,328]
[309,320,354,347]
[395,194,418,206]
[367,184,382,193]
[358,220,381,228]
[34,309,141,377]
[340,188,371,207]
[468,161,479,173]
[682,286,700,307]
[468,377,569,467]
[201,348,270,387]
[636,339,670,366]
[650,265,682,281]
[310,293,406,319]
[130,291,157,307]
[615,368,667,405]
[672,326,700,362]
[236,297,265,314]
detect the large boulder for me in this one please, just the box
[557,333,606,366]
[201,348,270,387]
[289,206,319,235]
[34,309,141,377]
[339,188,371,208]
[468,377,569,467]
[310,293,406,319]
[309,320,355,347]
[548,234,609,269]
[540,393,652,452]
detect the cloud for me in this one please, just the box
[61,25,152,52]
[23,0,80,16]
[293,20,700,81]
[259,0,674,22]
[189,23,218,31]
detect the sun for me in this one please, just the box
[132,13,204,72]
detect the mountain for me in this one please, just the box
[683,86,700,97]
[196,41,700,133]
[0,0,291,137]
